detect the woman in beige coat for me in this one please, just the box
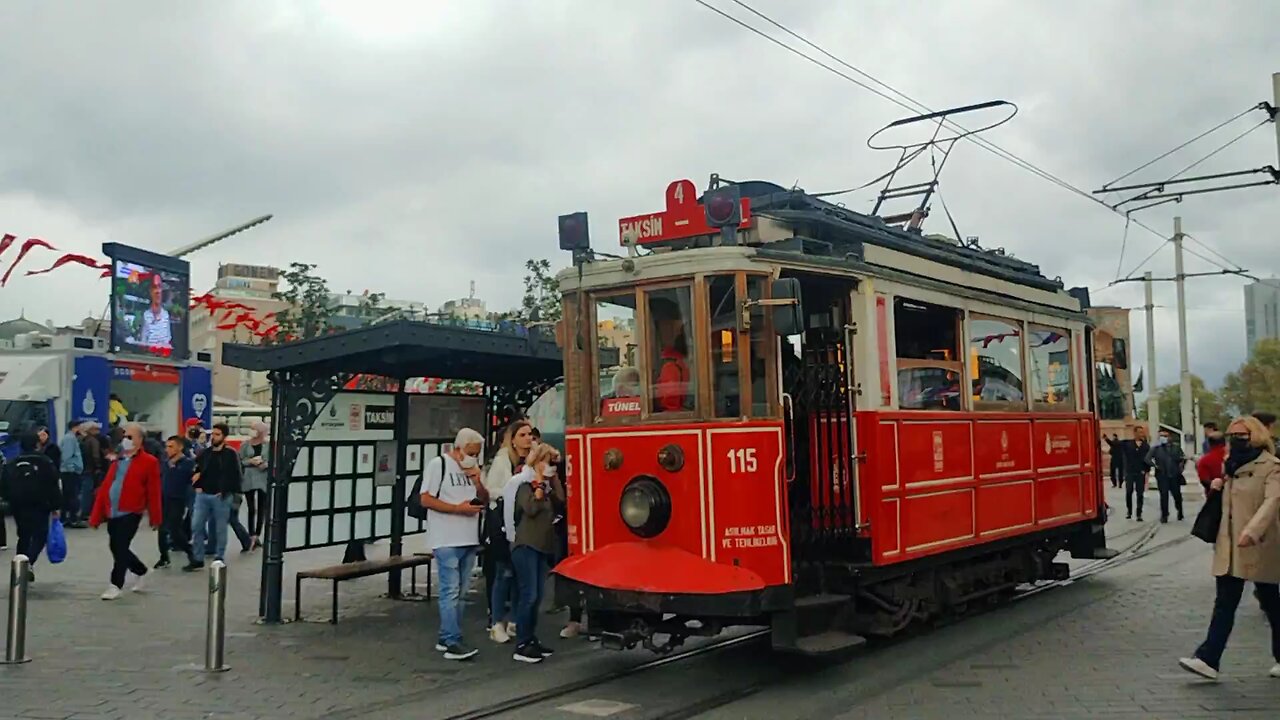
[1179,415,1280,680]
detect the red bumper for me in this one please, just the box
[554,542,766,595]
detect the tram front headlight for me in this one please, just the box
[619,475,671,539]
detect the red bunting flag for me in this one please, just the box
[0,234,15,261]
[24,253,111,278]
[1,238,57,286]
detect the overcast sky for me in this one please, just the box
[1,1,1276,393]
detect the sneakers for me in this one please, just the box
[490,623,512,644]
[181,562,204,573]
[128,571,148,593]
[1270,664,1280,678]
[506,621,517,637]
[434,642,448,652]
[532,639,554,657]
[443,643,479,661]
[513,643,544,664]
[101,586,123,601]
[560,621,582,639]
[154,558,171,570]
[1179,657,1219,680]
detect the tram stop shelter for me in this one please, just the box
[222,319,568,623]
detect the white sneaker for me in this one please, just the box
[434,642,447,652]
[128,571,148,593]
[560,621,582,639]
[1269,663,1280,678]
[490,624,511,644]
[1179,657,1219,680]
[506,621,517,636]
[101,586,122,601]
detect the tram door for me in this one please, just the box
[783,276,860,558]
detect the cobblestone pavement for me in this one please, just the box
[2,481,1278,720]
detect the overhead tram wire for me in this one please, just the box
[1101,105,1263,190]
[695,0,1173,245]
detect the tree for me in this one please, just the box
[1220,338,1280,416]
[272,262,333,341]
[357,291,386,322]
[518,258,561,323]
[1144,374,1228,431]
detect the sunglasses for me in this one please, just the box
[1227,433,1251,441]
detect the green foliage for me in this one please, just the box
[1220,338,1280,417]
[519,258,561,323]
[272,262,333,341]
[1146,375,1227,430]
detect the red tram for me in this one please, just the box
[551,178,1113,654]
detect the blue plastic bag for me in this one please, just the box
[47,517,67,564]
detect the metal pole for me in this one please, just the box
[262,372,287,623]
[205,560,229,672]
[3,555,31,665]
[1144,271,1159,440]
[1173,217,1194,456]
[1272,73,1280,170]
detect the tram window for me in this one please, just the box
[969,315,1026,410]
[647,286,696,413]
[1028,325,1075,411]
[708,275,741,417]
[595,293,641,419]
[894,298,963,411]
[746,276,772,416]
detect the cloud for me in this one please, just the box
[0,0,1275,390]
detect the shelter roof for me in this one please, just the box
[221,319,565,386]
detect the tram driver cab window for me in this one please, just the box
[894,297,963,411]
[647,287,696,413]
[595,293,642,419]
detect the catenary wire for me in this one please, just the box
[1102,105,1261,188]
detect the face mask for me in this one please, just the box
[1157,436,1168,446]
[460,455,479,470]
[120,438,135,453]
[1229,436,1251,453]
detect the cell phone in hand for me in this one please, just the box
[468,498,486,507]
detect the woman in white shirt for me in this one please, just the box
[482,420,534,643]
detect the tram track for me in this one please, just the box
[433,522,1188,720]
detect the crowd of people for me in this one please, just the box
[0,416,270,598]
[421,421,585,665]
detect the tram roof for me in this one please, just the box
[221,319,564,385]
[564,181,1088,310]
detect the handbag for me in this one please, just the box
[1190,489,1222,544]
[47,517,68,564]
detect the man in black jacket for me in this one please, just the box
[1146,428,1186,523]
[1120,427,1152,521]
[0,433,62,581]
[183,423,242,571]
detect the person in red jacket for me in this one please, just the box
[1196,432,1226,496]
[90,423,162,600]
[650,299,691,413]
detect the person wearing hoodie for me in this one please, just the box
[506,442,564,664]
[238,421,270,550]
[1197,433,1227,496]
[89,423,162,600]
[0,432,62,581]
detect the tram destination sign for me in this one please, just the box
[618,179,752,246]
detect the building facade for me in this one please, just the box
[1245,279,1280,358]
[1088,306,1139,469]
[190,263,289,404]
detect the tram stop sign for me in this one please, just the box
[703,185,742,246]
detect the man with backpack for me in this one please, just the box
[414,428,487,661]
[0,432,62,581]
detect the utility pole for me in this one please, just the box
[1144,271,1158,439]
[1273,72,1280,169]
[1173,217,1194,456]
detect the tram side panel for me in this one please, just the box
[856,411,1099,566]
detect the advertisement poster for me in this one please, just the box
[374,439,397,487]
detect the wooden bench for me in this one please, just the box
[295,553,434,624]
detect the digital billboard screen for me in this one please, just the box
[103,243,190,359]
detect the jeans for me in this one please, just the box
[78,475,96,523]
[1194,575,1280,669]
[191,493,232,563]
[490,559,517,625]
[434,545,479,647]
[512,545,549,647]
[1155,473,1184,520]
[13,508,50,565]
[60,472,83,523]
[1124,474,1145,517]
[158,496,191,561]
[106,513,147,588]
